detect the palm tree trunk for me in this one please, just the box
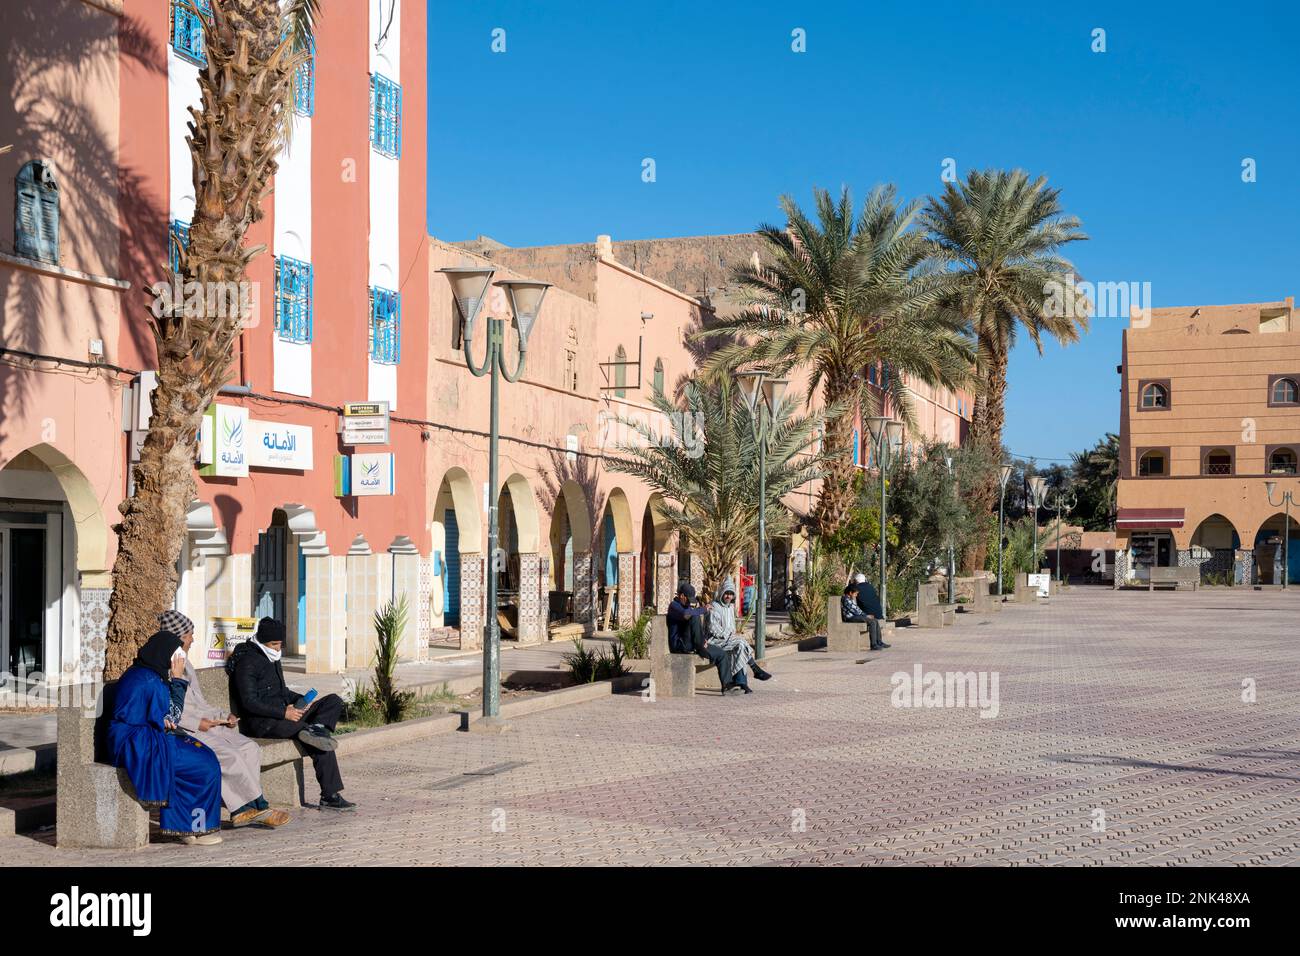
[813,396,856,532]
[963,343,1009,572]
[102,0,296,678]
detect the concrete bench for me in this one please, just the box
[1014,572,1053,603]
[646,614,725,697]
[915,582,956,627]
[1148,565,1199,591]
[823,596,895,651]
[954,573,995,611]
[56,668,307,849]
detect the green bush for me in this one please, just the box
[371,596,415,724]
[563,638,626,683]
[616,606,655,659]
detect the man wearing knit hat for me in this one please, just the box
[159,610,290,828]
[227,617,355,811]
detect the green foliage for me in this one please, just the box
[878,440,997,612]
[820,470,898,574]
[609,377,828,596]
[563,638,627,684]
[1069,432,1119,531]
[371,596,414,724]
[790,540,836,639]
[616,607,655,659]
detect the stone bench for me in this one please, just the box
[915,582,956,627]
[56,668,307,849]
[1014,572,1052,603]
[1148,565,1199,591]
[646,614,725,697]
[822,596,895,651]
[954,573,995,612]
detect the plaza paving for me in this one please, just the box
[3,587,1299,866]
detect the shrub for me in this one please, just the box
[372,596,415,724]
[616,606,655,659]
[564,638,626,683]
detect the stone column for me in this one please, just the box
[459,553,484,650]
[346,551,390,668]
[305,555,346,674]
[516,553,545,645]
[1234,548,1253,586]
[390,551,422,660]
[654,552,677,612]
[572,550,594,632]
[1112,549,1129,589]
[790,548,808,596]
[689,556,704,596]
[617,552,636,628]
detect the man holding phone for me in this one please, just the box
[227,617,355,811]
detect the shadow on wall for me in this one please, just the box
[0,4,165,449]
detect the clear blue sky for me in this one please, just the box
[427,0,1300,464]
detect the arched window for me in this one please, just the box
[614,346,627,398]
[1271,377,1298,405]
[652,358,664,395]
[1140,382,1169,409]
[1138,450,1166,476]
[14,161,59,263]
[1269,448,1297,474]
[1202,448,1233,476]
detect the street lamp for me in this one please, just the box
[945,454,956,604]
[439,266,551,720]
[735,369,788,661]
[1264,480,1295,590]
[1027,475,1048,577]
[997,464,1013,597]
[1044,486,1077,584]
[867,416,905,621]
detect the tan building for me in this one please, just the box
[1114,298,1300,586]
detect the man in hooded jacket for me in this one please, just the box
[707,578,773,694]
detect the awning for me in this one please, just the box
[1116,508,1184,529]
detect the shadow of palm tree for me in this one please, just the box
[1050,753,1300,783]
[1,5,165,450]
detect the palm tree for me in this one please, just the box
[700,185,973,532]
[1072,432,1119,531]
[103,0,319,679]
[922,169,1089,570]
[609,378,828,598]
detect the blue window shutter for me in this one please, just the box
[171,0,210,64]
[14,161,59,263]
[852,429,859,465]
[275,255,313,344]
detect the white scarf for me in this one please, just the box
[255,640,282,663]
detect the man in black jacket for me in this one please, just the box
[227,618,355,811]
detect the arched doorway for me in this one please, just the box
[1253,513,1300,585]
[1188,514,1238,585]
[0,445,104,682]
[548,479,591,625]
[598,488,634,628]
[497,473,541,641]
[639,494,672,612]
[432,468,481,641]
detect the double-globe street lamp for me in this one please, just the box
[1043,486,1077,584]
[996,463,1013,597]
[1027,475,1048,577]
[735,369,788,662]
[867,417,905,622]
[1264,480,1295,590]
[439,266,551,720]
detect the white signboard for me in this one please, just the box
[199,404,249,478]
[351,452,395,496]
[248,420,314,471]
[1027,573,1051,598]
[342,401,390,446]
[129,371,158,463]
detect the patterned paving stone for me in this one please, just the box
[4,588,1300,866]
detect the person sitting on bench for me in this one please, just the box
[842,583,888,651]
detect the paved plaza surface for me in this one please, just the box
[3,588,1299,866]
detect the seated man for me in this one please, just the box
[665,583,710,654]
[226,618,355,811]
[841,584,888,651]
[708,580,772,695]
[159,610,290,829]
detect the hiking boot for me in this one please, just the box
[297,726,337,751]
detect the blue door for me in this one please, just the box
[444,509,460,626]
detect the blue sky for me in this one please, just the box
[427,0,1300,463]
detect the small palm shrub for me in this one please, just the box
[563,639,627,683]
[372,596,414,723]
[616,607,655,659]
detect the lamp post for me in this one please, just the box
[997,464,1013,597]
[945,454,956,605]
[1027,475,1048,577]
[867,416,905,621]
[1044,487,1077,584]
[1265,480,1295,589]
[736,369,788,661]
[439,267,550,720]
